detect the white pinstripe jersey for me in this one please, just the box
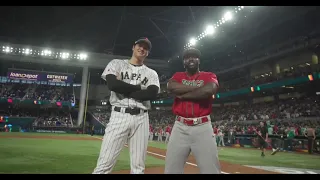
[101,59,160,110]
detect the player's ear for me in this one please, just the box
[132,45,135,51]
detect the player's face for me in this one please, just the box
[183,55,199,71]
[132,43,149,60]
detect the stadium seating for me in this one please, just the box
[0,83,74,103]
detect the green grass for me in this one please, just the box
[0,132,90,137]
[218,148,320,170]
[148,141,167,149]
[3,133,319,173]
[149,141,320,170]
[0,133,165,174]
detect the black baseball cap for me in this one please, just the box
[182,48,201,59]
[134,37,152,51]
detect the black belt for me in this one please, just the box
[113,106,147,115]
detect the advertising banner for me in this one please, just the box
[7,70,73,83]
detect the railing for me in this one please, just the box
[30,126,81,134]
[0,97,73,107]
[214,117,320,125]
[224,134,320,153]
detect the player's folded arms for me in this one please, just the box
[105,74,141,95]
[128,85,159,101]
[177,82,218,100]
[167,80,218,100]
[105,74,159,101]
[167,79,198,95]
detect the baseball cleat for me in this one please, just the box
[271,148,280,155]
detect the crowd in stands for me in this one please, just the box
[0,106,74,127]
[213,97,320,122]
[32,111,73,127]
[1,83,29,99]
[0,83,74,103]
[91,107,111,126]
[215,119,320,137]
[220,63,319,93]
[91,96,320,137]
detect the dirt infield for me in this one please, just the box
[113,146,278,174]
[1,134,277,174]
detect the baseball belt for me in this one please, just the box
[113,106,147,115]
[176,115,210,126]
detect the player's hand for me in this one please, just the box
[140,84,147,90]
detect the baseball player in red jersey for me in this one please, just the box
[149,125,154,141]
[165,48,221,174]
[157,127,163,142]
[213,125,218,144]
[164,125,172,143]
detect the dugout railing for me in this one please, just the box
[29,126,82,134]
[227,134,320,153]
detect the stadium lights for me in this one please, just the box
[79,53,88,60]
[61,52,70,59]
[41,49,52,56]
[183,6,249,49]
[2,46,13,53]
[189,38,197,46]
[1,44,89,61]
[22,48,32,55]
[205,25,215,36]
[223,11,233,21]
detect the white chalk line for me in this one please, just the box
[91,136,229,174]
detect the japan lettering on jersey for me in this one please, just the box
[171,71,219,118]
[101,59,160,110]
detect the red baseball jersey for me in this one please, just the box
[165,126,171,134]
[171,71,219,118]
[149,125,153,132]
[213,127,218,135]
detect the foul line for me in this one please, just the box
[91,136,229,174]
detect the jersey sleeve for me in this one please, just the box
[101,59,121,81]
[206,72,219,87]
[170,72,182,82]
[147,70,161,93]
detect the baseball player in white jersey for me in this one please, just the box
[92,37,160,174]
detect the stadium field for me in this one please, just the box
[0,132,319,174]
